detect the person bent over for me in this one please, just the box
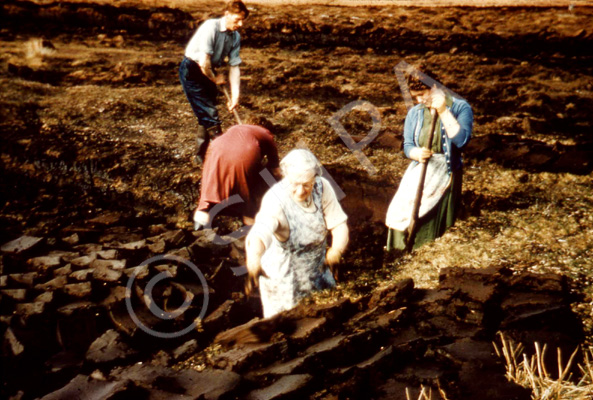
[193,124,280,230]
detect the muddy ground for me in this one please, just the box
[1,0,593,398]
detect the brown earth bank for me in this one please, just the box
[1,0,593,399]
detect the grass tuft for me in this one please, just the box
[494,333,593,399]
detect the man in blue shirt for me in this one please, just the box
[179,0,249,164]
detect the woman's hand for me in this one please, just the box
[410,147,433,163]
[245,236,267,295]
[245,261,264,295]
[324,246,342,279]
[325,246,342,266]
[325,222,349,278]
[214,73,226,86]
[429,86,447,113]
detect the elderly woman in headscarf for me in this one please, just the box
[245,149,349,318]
[385,67,473,251]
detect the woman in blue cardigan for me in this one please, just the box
[386,69,473,251]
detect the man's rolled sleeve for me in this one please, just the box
[185,20,216,60]
[228,34,242,66]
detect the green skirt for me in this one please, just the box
[386,169,462,252]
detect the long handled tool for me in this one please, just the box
[222,86,243,125]
[405,108,438,253]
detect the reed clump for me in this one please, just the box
[494,333,593,399]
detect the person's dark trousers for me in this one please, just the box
[179,56,222,160]
[196,125,222,162]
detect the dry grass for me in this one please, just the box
[405,383,450,400]
[494,333,593,399]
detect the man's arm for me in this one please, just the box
[197,52,225,85]
[228,65,241,111]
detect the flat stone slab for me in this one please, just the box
[57,301,95,316]
[304,334,346,355]
[248,355,311,378]
[50,251,80,263]
[1,236,44,254]
[91,258,127,270]
[70,255,97,268]
[70,269,94,281]
[34,291,54,304]
[368,278,414,309]
[332,345,394,375]
[290,317,327,341]
[148,239,166,254]
[8,272,38,286]
[173,339,199,360]
[123,264,149,279]
[213,342,285,372]
[95,249,119,260]
[3,327,25,356]
[34,276,68,291]
[442,338,496,363]
[101,286,127,307]
[53,264,73,277]
[114,239,146,251]
[92,265,123,282]
[203,299,235,333]
[63,282,93,298]
[356,345,393,370]
[246,374,312,400]
[61,233,80,245]
[86,329,137,363]
[27,255,62,271]
[39,374,130,400]
[87,211,122,226]
[73,243,103,253]
[371,308,404,329]
[508,272,566,293]
[148,229,188,247]
[110,364,241,400]
[15,301,45,316]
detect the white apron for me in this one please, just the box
[259,178,335,318]
[385,154,451,232]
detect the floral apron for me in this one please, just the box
[259,177,335,318]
